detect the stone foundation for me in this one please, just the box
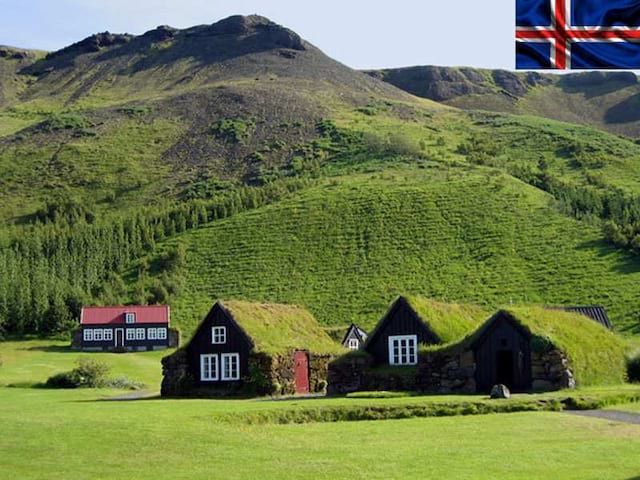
[531,349,575,390]
[162,349,334,398]
[328,347,576,395]
[327,353,420,394]
[417,350,476,393]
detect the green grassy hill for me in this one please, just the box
[368,66,640,139]
[146,166,640,336]
[2,15,640,339]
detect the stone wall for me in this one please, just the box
[328,346,576,395]
[417,350,476,393]
[327,353,373,394]
[161,349,334,398]
[168,328,180,348]
[327,352,419,394]
[161,349,194,397]
[417,348,575,393]
[531,349,575,390]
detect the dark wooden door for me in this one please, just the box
[294,351,309,394]
[115,329,124,348]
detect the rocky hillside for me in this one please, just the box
[368,66,640,138]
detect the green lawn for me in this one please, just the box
[0,339,168,388]
[1,339,640,478]
[1,386,639,479]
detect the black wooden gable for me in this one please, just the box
[363,296,441,365]
[185,302,254,385]
[341,323,367,347]
[470,310,533,393]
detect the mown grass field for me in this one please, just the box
[1,340,640,480]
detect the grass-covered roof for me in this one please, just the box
[444,306,628,386]
[220,300,343,355]
[403,296,488,344]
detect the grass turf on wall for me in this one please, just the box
[403,295,488,343]
[505,307,629,386]
[219,300,344,355]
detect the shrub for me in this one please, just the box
[45,358,110,389]
[38,113,94,133]
[119,105,152,117]
[209,119,255,144]
[628,354,640,383]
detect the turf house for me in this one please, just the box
[161,300,343,397]
[71,305,179,352]
[341,324,368,350]
[328,301,628,395]
[328,296,486,393]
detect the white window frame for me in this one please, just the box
[200,354,219,381]
[388,335,418,366]
[94,329,103,341]
[148,328,157,340]
[103,329,113,341]
[221,353,240,381]
[126,328,136,341]
[157,328,167,340]
[83,329,94,341]
[135,328,146,340]
[347,338,359,350]
[125,312,136,324]
[212,326,226,344]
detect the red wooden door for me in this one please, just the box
[294,351,309,394]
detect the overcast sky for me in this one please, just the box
[0,0,514,70]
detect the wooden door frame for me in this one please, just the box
[293,350,310,394]
[115,328,124,348]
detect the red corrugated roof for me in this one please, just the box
[81,306,170,325]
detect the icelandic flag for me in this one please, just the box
[516,0,640,69]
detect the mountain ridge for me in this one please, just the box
[367,65,640,138]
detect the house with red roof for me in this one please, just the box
[72,305,178,352]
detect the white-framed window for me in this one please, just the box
[104,329,113,341]
[200,354,219,381]
[126,329,136,341]
[148,328,157,340]
[157,328,167,340]
[94,329,103,341]
[136,328,146,340]
[83,329,94,341]
[212,326,226,344]
[221,353,240,381]
[388,335,418,366]
[347,338,359,350]
[125,312,136,324]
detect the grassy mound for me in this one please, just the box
[220,300,343,354]
[505,307,628,386]
[403,296,488,343]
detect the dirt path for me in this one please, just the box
[566,409,640,425]
[104,391,158,401]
